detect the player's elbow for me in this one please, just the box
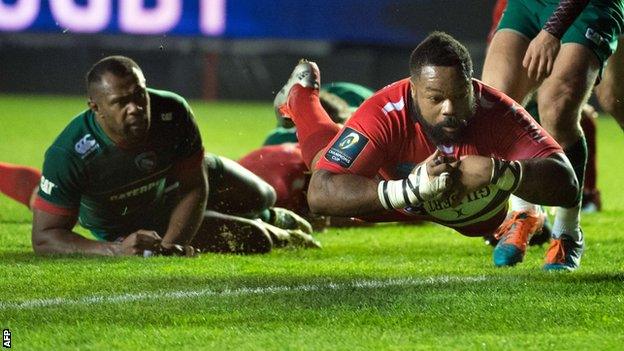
[31,228,53,255]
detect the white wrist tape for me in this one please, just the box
[490,158,523,192]
[378,163,451,210]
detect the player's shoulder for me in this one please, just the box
[148,88,192,119]
[356,78,411,116]
[46,109,100,161]
[471,79,519,119]
[369,78,410,102]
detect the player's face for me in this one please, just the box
[91,69,151,146]
[411,65,475,145]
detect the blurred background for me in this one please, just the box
[0,0,496,101]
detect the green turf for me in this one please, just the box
[1,94,623,350]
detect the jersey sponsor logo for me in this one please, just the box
[109,179,162,201]
[382,98,405,115]
[134,151,157,172]
[40,176,56,195]
[325,127,369,168]
[74,133,99,158]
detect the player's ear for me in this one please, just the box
[409,79,418,100]
[87,99,99,113]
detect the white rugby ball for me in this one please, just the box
[421,184,510,227]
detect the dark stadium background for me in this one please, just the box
[0,0,496,100]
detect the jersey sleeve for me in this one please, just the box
[485,100,562,160]
[315,99,393,178]
[34,145,83,215]
[171,99,205,172]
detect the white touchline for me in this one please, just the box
[0,276,487,311]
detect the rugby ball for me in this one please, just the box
[421,184,510,227]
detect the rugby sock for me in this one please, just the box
[288,85,340,168]
[509,195,539,213]
[551,137,587,240]
[0,162,41,208]
[564,136,588,202]
[552,206,581,240]
[580,116,597,192]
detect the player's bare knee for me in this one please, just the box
[538,87,584,141]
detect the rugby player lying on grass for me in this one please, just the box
[0,56,319,257]
[275,32,582,271]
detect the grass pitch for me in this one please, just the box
[0,94,623,350]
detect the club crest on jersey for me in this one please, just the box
[74,134,99,158]
[134,151,157,172]
[325,127,368,168]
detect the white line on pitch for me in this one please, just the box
[0,276,487,311]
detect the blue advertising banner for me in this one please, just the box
[0,0,422,45]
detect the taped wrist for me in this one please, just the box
[378,175,421,210]
[378,164,450,210]
[490,158,523,192]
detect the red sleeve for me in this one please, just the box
[484,96,562,160]
[315,98,393,178]
[32,195,79,217]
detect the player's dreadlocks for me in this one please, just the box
[409,31,473,81]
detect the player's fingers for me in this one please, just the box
[136,234,161,249]
[545,56,554,78]
[535,57,546,82]
[429,162,455,176]
[522,50,531,69]
[136,229,162,240]
[528,55,538,81]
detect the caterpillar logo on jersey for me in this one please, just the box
[134,151,157,172]
[325,127,368,168]
[40,176,56,195]
[74,133,99,158]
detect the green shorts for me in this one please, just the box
[204,153,225,202]
[498,0,624,67]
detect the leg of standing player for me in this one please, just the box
[535,42,599,244]
[595,36,624,130]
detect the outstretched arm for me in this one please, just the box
[308,169,382,216]
[308,153,457,216]
[31,210,161,256]
[454,153,578,208]
[160,162,208,247]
